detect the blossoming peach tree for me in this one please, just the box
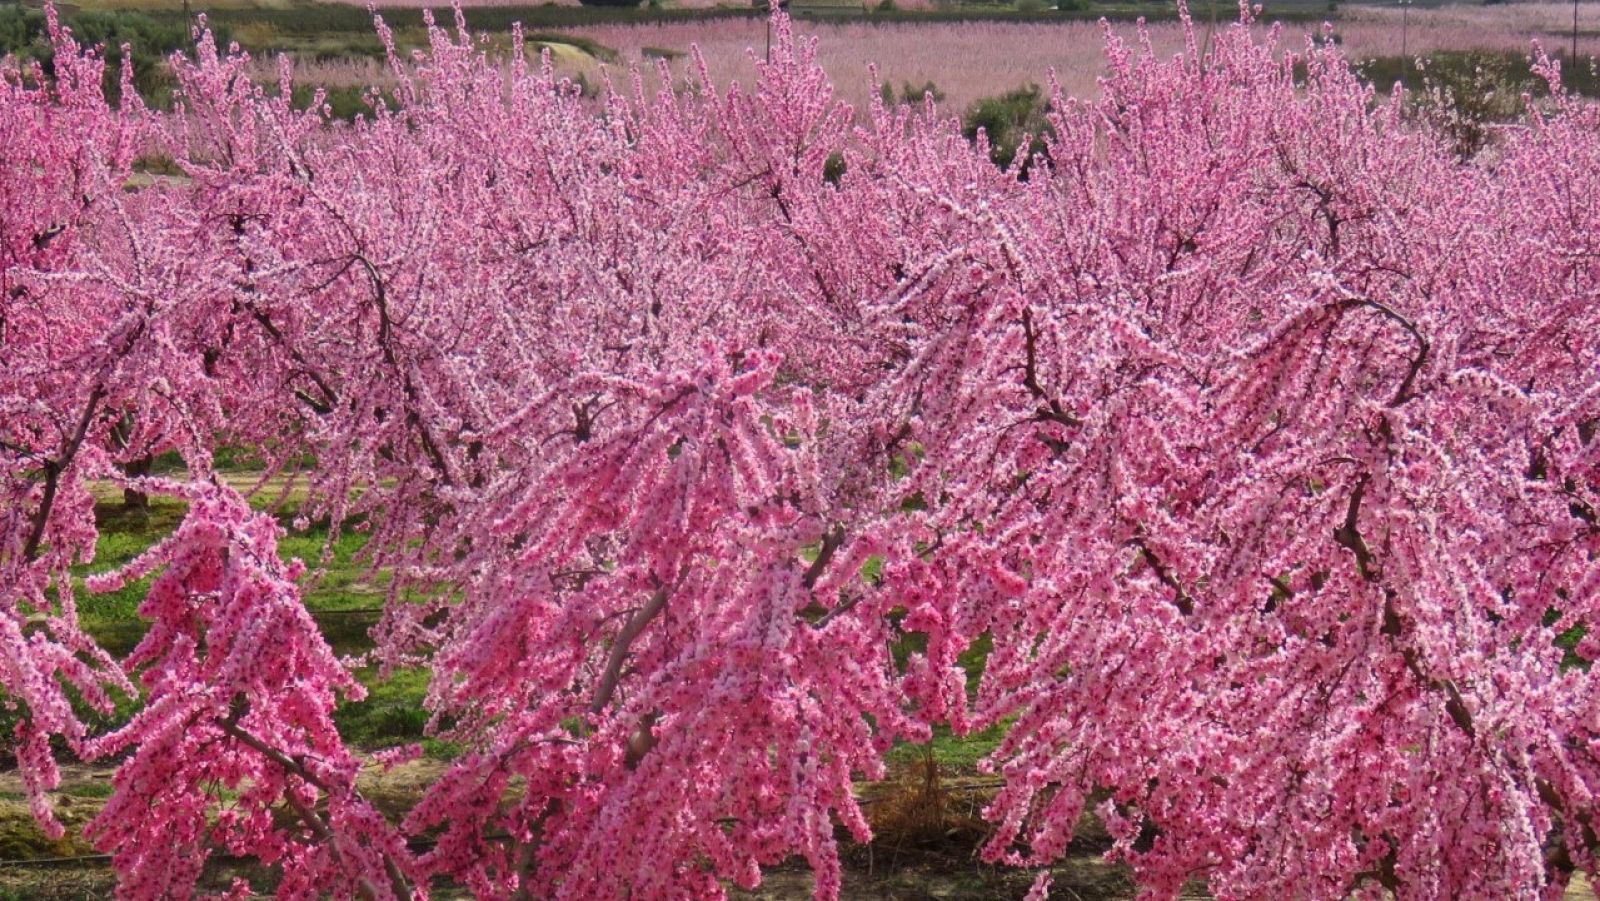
[5,3,1600,898]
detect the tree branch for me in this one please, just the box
[590,587,670,714]
[1130,538,1194,617]
[356,253,454,487]
[1333,297,1430,407]
[23,385,106,561]
[1021,308,1079,429]
[1333,479,1478,741]
[1332,475,1377,582]
[801,526,846,590]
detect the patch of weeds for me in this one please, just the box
[866,746,990,851]
[337,667,436,749]
[880,79,944,106]
[60,782,116,800]
[286,83,398,121]
[0,799,98,860]
[889,720,1009,774]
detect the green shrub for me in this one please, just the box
[879,80,946,107]
[69,11,188,102]
[963,83,1053,171]
[0,6,45,60]
[288,84,393,121]
[0,8,215,106]
[898,79,945,104]
[823,150,847,185]
[1410,52,1527,159]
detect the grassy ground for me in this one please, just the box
[79,472,378,617]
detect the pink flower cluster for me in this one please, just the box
[4,3,1600,899]
[84,481,409,899]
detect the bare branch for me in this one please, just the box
[802,526,847,590]
[591,587,670,714]
[23,385,106,561]
[1333,297,1431,407]
[1021,308,1080,429]
[1130,538,1194,617]
[1332,475,1377,582]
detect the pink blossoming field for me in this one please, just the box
[5,0,1600,898]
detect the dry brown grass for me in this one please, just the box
[864,747,990,852]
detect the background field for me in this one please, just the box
[6,0,1597,123]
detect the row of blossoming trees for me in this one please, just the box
[3,4,1600,898]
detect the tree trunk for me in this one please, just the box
[123,454,152,515]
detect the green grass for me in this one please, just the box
[73,487,381,651]
[890,721,1009,772]
[335,666,459,758]
[75,502,184,623]
[59,781,117,800]
[883,632,1001,773]
[71,481,455,756]
[889,630,991,694]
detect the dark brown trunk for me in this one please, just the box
[123,454,152,513]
